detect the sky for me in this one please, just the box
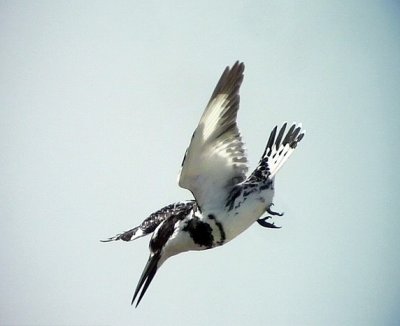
[1,1,400,325]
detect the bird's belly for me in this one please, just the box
[223,193,273,241]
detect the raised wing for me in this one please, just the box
[178,62,248,211]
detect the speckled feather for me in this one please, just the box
[102,61,305,308]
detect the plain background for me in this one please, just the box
[1,1,399,325]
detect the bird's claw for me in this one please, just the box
[257,216,281,229]
[266,203,284,216]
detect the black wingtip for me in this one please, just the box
[209,61,245,103]
[100,232,125,242]
[100,235,119,243]
[131,253,160,307]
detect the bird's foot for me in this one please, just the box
[257,216,281,229]
[266,203,284,216]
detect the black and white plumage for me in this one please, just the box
[102,61,305,307]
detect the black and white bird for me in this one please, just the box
[102,62,305,307]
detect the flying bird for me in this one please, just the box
[102,61,305,307]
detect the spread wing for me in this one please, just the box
[100,201,195,243]
[178,61,248,211]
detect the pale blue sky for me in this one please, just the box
[1,1,400,325]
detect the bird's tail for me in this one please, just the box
[249,122,305,182]
[263,122,305,178]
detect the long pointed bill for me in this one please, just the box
[131,253,160,307]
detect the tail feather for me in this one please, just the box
[247,122,304,183]
[266,122,305,178]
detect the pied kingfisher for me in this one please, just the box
[102,61,305,307]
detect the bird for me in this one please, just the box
[102,61,305,307]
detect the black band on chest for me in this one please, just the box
[183,217,214,248]
[208,214,226,246]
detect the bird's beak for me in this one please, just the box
[132,253,161,307]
